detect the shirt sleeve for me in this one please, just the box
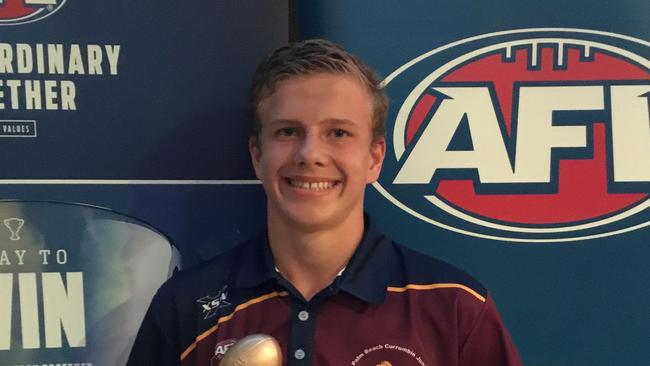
[458,295,523,366]
[127,290,183,366]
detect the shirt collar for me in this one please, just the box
[231,216,393,304]
[231,231,278,289]
[337,221,392,304]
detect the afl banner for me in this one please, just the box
[377,28,650,243]
[299,1,649,365]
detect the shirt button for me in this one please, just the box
[294,349,306,360]
[298,310,309,321]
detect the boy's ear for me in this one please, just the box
[249,136,262,179]
[367,137,386,183]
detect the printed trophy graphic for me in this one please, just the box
[219,334,282,366]
[3,217,25,241]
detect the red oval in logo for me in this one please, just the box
[404,43,649,225]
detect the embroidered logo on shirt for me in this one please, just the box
[210,338,238,366]
[350,343,427,366]
[197,285,231,320]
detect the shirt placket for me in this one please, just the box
[286,299,318,366]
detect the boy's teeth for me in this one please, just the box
[290,180,334,190]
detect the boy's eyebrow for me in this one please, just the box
[267,119,301,126]
[324,118,359,127]
[267,118,361,127]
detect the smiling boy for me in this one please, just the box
[250,71,385,301]
[128,39,522,366]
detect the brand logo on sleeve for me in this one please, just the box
[377,28,650,242]
[0,0,67,25]
[197,285,231,320]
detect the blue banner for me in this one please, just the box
[1,1,288,364]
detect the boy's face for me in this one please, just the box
[250,73,385,231]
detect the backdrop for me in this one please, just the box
[1,1,649,365]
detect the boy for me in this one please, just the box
[128,39,522,366]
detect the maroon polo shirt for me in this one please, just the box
[128,221,522,366]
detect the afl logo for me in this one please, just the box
[376,28,650,242]
[0,0,67,26]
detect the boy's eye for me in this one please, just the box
[331,129,349,138]
[277,127,296,136]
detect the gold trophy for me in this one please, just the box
[219,334,283,366]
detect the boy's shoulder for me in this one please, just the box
[386,238,488,300]
[156,238,255,301]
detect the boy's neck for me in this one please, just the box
[267,211,365,301]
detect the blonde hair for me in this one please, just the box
[249,39,388,141]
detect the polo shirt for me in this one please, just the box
[127,222,522,366]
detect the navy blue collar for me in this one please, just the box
[232,218,393,305]
[230,231,277,289]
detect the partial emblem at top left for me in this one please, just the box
[0,0,67,26]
